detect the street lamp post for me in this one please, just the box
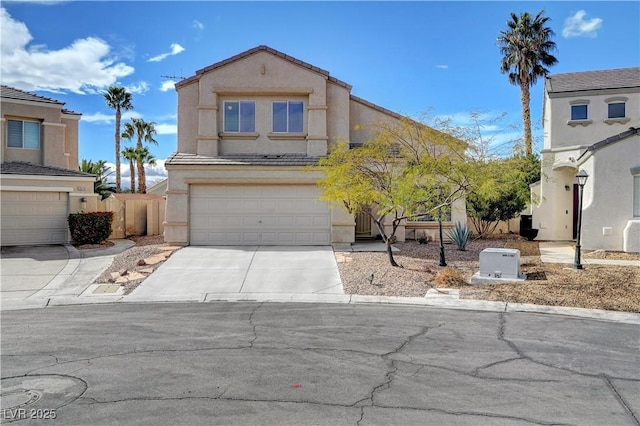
[573,169,589,270]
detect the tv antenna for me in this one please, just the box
[160,69,186,80]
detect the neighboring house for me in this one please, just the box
[0,85,96,246]
[531,67,640,252]
[147,178,167,196]
[165,46,465,246]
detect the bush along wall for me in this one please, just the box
[68,212,114,244]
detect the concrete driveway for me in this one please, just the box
[129,246,344,300]
[0,245,71,299]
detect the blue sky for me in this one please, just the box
[1,1,639,186]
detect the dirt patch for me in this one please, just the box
[338,237,640,313]
[583,249,639,261]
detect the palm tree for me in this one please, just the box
[122,118,158,194]
[79,159,116,200]
[498,10,558,156]
[134,147,157,193]
[122,147,137,193]
[104,86,134,193]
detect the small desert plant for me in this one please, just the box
[433,268,467,288]
[446,221,473,251]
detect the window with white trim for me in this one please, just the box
[633,175,640,217]
[272,101,304,133]
[223,100,256,133]
[7,119,40,149]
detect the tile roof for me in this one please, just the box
[165,152,323,166]
[1,85,64,105]
[578,126,640,160]
[545,67,640,94]
[0,85,81,115]
[0,161,95,178]
[177,45,352,90]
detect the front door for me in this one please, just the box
[355,208,372,238]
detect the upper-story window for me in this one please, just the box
[570,104,588,121]
[272,101,304,133]
[223,101,256,133]
[608,102,626,119]
[604,97,630,125]
[7,119,40,149]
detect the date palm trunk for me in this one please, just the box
[520,83,533,156]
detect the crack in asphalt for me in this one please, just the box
[3,309,638,425]
[498,312,640,425]
[602,375,640,425]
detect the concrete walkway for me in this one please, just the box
[539,241,640,266]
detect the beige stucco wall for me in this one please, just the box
[545,89,640,150]
[0,99,80,169]
[581,136,640,251]
[349,99,399,145]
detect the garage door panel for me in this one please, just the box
[1,191,69,246]
[190,185,331,245]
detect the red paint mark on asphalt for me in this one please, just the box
[292,384,302,389]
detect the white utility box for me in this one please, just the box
[471,248,526,284]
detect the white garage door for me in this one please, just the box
[1,191,69,246]
[190,185,331,245]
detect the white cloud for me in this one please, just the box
[147,43,185,62]
[125,81,150,95]
[160,80,177,92]
[435,65,448,69]
[193,20,204,30]
[104,159,167,190]
[155,123,177,135]
[0,7,134,94]
[562,10,603,38]
[83,110,141,124]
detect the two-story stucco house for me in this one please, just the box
[164,46,465,247]
[0,85,96,246]
[531,67,640,253]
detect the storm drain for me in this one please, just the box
[1,375,86,422]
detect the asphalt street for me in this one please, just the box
[1,302,639,425]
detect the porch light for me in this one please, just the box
[573,170,589,270]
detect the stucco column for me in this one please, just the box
[306,105,328,156]
[197,92,219,156]
[42,122,67,168]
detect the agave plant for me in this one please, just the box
[446,221,473,251]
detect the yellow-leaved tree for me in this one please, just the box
[316,116,473,267]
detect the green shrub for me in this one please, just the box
[68,212,113,244]
[446,221,473,251]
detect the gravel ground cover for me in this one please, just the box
[337,235,640,313]
[92,235,178,294]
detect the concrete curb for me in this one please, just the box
[4,291,637,325]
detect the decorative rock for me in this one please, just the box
[137,259,146,266]
[127,271,146,281]
[143,256,165,265]
[115,276,128,284]
[139,267,154,274]
[110,272,121,280]
[159,246,181,251]
[120,270,129,276]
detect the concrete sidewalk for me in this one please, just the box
[539,241,640,266]
[1,240,134,310]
